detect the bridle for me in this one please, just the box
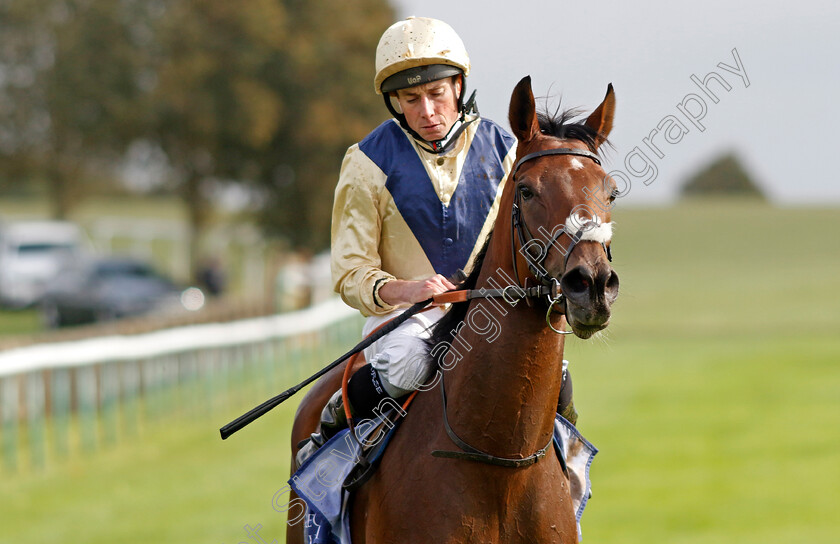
[431,146,614,469]
[511,147,610,282]
[430,146,614,332]
[510,147,611,332]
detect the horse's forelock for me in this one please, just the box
[536,107,606,153]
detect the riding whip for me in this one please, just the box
[219,298,433,440]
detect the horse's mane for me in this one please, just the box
[426,104,608,357]
[536,104,606,153]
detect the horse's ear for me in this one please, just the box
[509,76,541,143]
[584,83,616,149]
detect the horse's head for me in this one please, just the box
[507,76,619,339]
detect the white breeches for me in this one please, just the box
[361,307,446,397]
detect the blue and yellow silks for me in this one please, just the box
[331,117,516,316]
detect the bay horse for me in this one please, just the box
[287,75,619,544]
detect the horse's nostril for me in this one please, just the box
[606,270,619,290]
[563,266,619,305]
[561,267,591,298]
[604,270,620,302]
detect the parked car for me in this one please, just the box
[0,220,90,308]
[41,256,204,327]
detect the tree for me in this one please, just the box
[0,0,152,216]
[147,0,394,265]
[145,0,290,270]
[680,152,766,200]
[254,0,394,250]
[0,0,394,277]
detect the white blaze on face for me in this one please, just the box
[569,158,585,171]
[566,212,612,244]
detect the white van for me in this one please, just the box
[0,220,90,308]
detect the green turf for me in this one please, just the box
[566,200,840,543]
[0,308,42,338]
[1,201,838,543]
[0,404,296,544]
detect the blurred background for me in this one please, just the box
[0,1,838,543]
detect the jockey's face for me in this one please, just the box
[394,76,462,142]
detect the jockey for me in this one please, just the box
[296,17,577,467]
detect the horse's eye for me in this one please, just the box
[518,185,535,201]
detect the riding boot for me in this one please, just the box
[557,359,579,426]
[295,364,395,469]
[295,389,348,468]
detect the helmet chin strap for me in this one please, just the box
[384,89,479,155]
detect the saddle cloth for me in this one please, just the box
[289,414,597,544]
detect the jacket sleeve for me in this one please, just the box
[330,145,398,317]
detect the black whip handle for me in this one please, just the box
[219,299,432,440]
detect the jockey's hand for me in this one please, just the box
[378,275,457,307]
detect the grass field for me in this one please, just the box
[1,201,839,543]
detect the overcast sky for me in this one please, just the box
[391,0,840,205]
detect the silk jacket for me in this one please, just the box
[331,116,516,316]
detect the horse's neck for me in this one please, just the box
[443,252,566,458]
